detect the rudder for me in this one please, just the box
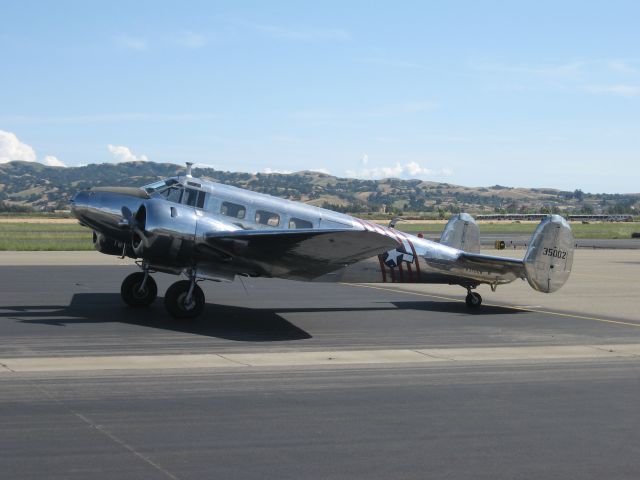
[523,215,574,293]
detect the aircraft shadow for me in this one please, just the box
[1,293,523,342]
[2,293,312,342]
[390,300,524,315]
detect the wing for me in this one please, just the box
[202,229,400,280]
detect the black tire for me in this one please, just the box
[465,292,482,309]
[164,280,205,319]
[121,272,157,307]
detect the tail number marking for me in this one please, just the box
[542,247,567,260]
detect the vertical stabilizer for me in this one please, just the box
[523,215,574,293]
[439,213,480,253]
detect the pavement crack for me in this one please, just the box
[0,361,15,373]
[216,353,251,367]
[72,412,181,480]
[412,350,457,362]
[12,377,182,480]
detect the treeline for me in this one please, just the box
[0,161,638,215]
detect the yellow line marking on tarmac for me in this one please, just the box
[345,283,640,329]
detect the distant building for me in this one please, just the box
[475,213,633,222]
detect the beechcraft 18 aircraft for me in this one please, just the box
[71,163,574,319]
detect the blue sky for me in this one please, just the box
[0,0,638,192]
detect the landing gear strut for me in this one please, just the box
[465,289,482,309]
[164,272,205,319]
[121,265,157,307]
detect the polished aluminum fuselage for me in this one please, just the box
[72,174,570,290]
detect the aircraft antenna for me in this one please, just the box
[185,162,194,178]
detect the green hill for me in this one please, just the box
[0,161,638,217]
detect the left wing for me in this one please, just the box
[202,229,400,280]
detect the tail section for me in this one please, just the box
[523,215,574,293]
[440,213,480,253]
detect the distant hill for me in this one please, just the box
[0,161,638,217]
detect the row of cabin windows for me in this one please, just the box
[157,186,314,229]
[220,201,313,229]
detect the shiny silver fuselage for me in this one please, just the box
[71,175,513,286]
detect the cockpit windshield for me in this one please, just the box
[143,178,179,194]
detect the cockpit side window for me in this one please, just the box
[182,188,199,207]
[159,185,183,203]
[196,191,206,209]
[144,178,178,194]
[220,201,246,219]
[289,217,313,229]
[255,210,280,227]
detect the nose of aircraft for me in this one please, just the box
[70,187,148,241]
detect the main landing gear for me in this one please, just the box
[164,275,205,319]
[121,268,158,308]
[119,265,205,319]
[465,289,482,309]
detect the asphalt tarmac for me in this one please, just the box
[2,255,640,479]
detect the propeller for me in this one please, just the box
[120,205,147,257]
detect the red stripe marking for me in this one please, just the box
[368,220,387,236]
[389,265,396,283]
[406,238,421,278]
[354,218,370,231]
[362,220,376,232]
[406,262,414,282]
[377,255,387,283]
[397,260,404,283]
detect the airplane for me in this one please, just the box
[71,163,574,319]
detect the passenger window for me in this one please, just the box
[183,188,199,207]
[220,201,246,219]
[289,217,313,229]
[255,210,280,227]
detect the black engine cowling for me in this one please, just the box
[92,231,122,256]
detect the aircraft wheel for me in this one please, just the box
[121,272,157,307]
[465,291,482,309]
[164,281,205,319]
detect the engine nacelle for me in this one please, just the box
[92,231,122,256]
[129,199,197,263]
[523,215,574,293]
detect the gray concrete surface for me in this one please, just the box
[1,253,640,479]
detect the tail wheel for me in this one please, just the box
[121,272,157,307]
[465,291,482,309]
[164,280,205,319]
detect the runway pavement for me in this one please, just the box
[1,251,640,479]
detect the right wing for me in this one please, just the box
[202,229,400,280]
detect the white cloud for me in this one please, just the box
[251,23,350,41]
[0,112,218,125]
[42,155,66,167]
[361,153,369,165]
[347,160,453,179]
[114,34,148,51]
[405,161,432,176]
[262,167,292,174]
[471,60,585,78]
[584,84,640,97]
[608,60,638,74]
[310,168,331,174]
[179,31,206,49]
[107,144,149,163]
[0,130,66,167]
[0,130,36,163]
